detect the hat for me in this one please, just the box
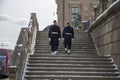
[53,20,57,23]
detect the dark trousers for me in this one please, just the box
[50,38,59,52]
[64,40,72,49]
[51,44,58,52]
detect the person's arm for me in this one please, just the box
[72,28,74,39]
[62,28,65,38]
[48,26,52,38]
[58,26,61,38]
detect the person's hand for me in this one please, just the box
[62,38,64,42]
[48,38,51,41]
[59,38,61,41]
[72,39,74,42]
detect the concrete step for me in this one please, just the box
[28,60,114,65]
[36,41,94,44]
[35,44,96,47]
[34,46,96,49]
[27,64,116,69]
[37,34,90,36]
[25,71,120,76]
[35,43,95,45]
[29,55,111,58]
[34,47,96,49]
[34,51,98,56]
[25,75,120,80]
[27,67,119,72]
[34,51,98,54]
[33,53,98,56]
[36,37,92,39]
[28,57,111,61]
[34,47,96,51]
[36,40,94,43]
[36,39,92,41]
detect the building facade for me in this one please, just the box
[56,0,99,28]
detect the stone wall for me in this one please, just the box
[88,1,120,71]
[9,28,29,80]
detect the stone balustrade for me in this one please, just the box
[8,13,39,80]
[88,0,120,71]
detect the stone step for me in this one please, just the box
[37,40,92,42]
[28,58,113,62]
[36,40,93,43]
[29,55,111,58]
[34,48,97,51]
[34,51,98,56]
[27,67,118,72]
[36,43,94,46]
[37,35,90,37]
[37,34,90,36]
[27,64,116,69]
[36,41,94,43]
[28,60,114,65]
[37,34,90,37]
[36,37,92,39]
[34,46,96,49]
[35,43,95,45]
[34,46,96,50]
[36,36,91,38]
[34,49,97,51]
[34,45,96,50]
[37,35,91,37]
[37,37,91,39]
[25,71,120,76]
[36,46,95,49]
[33,53,98,56]
[34,50,97,55]
[28,57,111,61]
[35,43,94,45]
[25,75,120,80]
[36,39,93,42]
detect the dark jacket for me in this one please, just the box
[62,26,74,40]
[48,24,61,39]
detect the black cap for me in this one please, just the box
[67,22,70,25]
[53,20,57,23]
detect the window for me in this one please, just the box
[71,7,79,21]
[0,49,6,56]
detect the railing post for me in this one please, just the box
[8,66,17,80]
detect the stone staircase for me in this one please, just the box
[24,31,120,80]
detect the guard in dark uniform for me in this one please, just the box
[48,20,61,55]
[62,22,74,54]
